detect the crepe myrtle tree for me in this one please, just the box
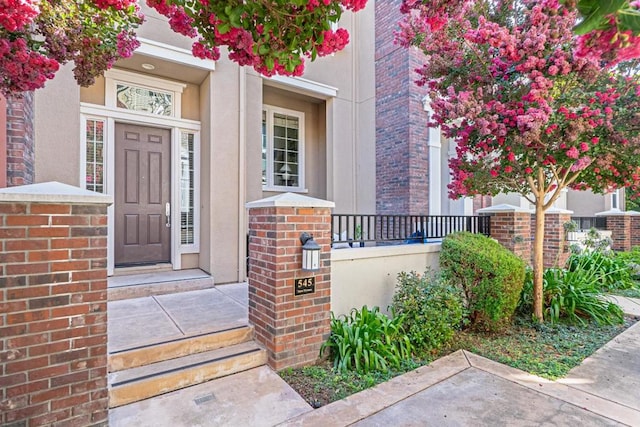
[0,0,366,96]
[398,0,640,322]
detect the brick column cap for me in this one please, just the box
[0,181,113,205]
[477,203,533,214]
[546,207,573,215]
[595,208,640,217]
[246,192,335,209]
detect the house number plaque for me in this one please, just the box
[294,277,316,296]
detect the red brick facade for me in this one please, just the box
[375,0,430,215]
[631,215,640,249]
[604,214,632,252]
[6,94,35,187]
[0,200,109,426]
[542,212,571,268]
[0,95,7,188]
[247,202,332,370]
[487,211,532,264]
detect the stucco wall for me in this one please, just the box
[331,244,441,317]
[34,63,81,186]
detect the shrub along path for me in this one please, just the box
[281,298,640,426]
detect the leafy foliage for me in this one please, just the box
[1,0,368,95]
[320,306,413,374]
[391,270,465,351]
[567,250,634,292]
[397,0,640,323]
[519,265,624,326]
[440,232,526,331]
[0,0,142,94]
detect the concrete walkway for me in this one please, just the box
[110,296,640,427]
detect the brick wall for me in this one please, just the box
[247,202,332,370]
[1,200,109,426]
[542,213,571,268]
[1,95,7,188]
[631,216,640,249]
[6,94,35,187]
[488,212,532,264]
[605,214,632,252]
[375,0,429,215]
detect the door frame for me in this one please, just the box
[80,103,201,275]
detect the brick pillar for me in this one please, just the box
[597,210,634,252]
[6,93,35,187]
[375,0,429,215]
[542,209,572,268]
[477,204,532,264]
[0,182,111,426]
[246,194,334,370]
[1,94,7,188]
[631,215,640,249]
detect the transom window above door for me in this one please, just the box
[262,105,305,191]
[104,69,185,119]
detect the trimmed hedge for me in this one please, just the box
[440,232,526,331]
[391,271,465,351]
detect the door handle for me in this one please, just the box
[165,203,171,228]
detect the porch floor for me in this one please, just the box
[107,283,248,354]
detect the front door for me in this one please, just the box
[114,123,171,266]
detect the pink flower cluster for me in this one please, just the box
[317,29,349,56]
[575,24,640,66]
[0,38,59,94]
[92,0,136,11]
[0,0,39,32]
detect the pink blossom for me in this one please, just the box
[566,147,580,159]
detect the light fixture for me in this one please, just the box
[141,63,156,70]
[300,232,321,271]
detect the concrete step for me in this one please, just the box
[108,325,255,372]
[108,340,267,408]
[108,269,215,301]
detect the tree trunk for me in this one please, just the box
[533,198,545,322]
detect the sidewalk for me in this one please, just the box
[110,296,640,426]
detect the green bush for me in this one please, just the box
[440,232,526,331]
[320,306,413,374]
[615,246,640,280]
[391,271,464,351]
[518,264,624,326]
[567,250,634,291]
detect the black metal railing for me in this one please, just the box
[570,216,607,231]
[331,214,491,246]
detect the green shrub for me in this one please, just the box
[440,232,526,331]
[519,265,624,325]
[320,306,413,373]
[391,270,464,351]
[567,251,634,291]
[615,246,640,280]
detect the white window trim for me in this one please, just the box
[105,68,186,118]
[80,102,201,274]
[262,105,306,192]
[176,129,200,254]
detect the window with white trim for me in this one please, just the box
[262,105,305,191]
[84,117,106,193]
[180,131,196,245]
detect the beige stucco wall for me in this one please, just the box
[34,63,81,186]
[204,59,242,283]
[331,244,441,317]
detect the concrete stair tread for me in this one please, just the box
[108,340,267,408]
[109,340,263,386]
[108,269,215,301]
[108,325,254,372]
